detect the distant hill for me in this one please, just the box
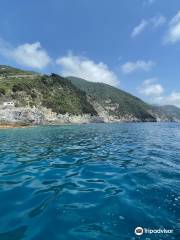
[0,65,179,125]
[149,105,180,121]
[67,76,156,122]
[68,77,180,122]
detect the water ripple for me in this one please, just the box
[0,123,179,240]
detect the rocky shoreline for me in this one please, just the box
[0,106,179,128]
[0,124,32,129]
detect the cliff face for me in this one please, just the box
[0,107,102,125]
[0,65,179,125]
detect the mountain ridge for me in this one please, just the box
[0,65,179,125]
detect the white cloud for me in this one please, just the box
[161,92,180,107]
[131,20,148,37]
[153,92,180,107]
[0,40,51,69]
[121,60,155,74]
[56,53,119,87]
[139,78,164,97]
[164,11,180,44]
[131,15,166,37]
[139,79,180,108]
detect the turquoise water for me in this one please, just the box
[0,123,179,240]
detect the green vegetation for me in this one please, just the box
[0,67,97,115]
[40,74,97,114]
[0,88,6,95]
[0,65,37,76]
[0,65,179,122]
[68,77,156,121]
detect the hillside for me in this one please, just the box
[0,65,37,76]
[0,65,179,125]
[0,69,96,115]
[149,105,180,122]
[67,76,156,122]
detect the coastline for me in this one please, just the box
[0,106,179,126]
[0,120,179,129]
[0,124,33,129]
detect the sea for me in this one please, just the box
[0,123,179,240]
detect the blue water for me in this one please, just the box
[0,123,179,240]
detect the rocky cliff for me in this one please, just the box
[0,65,179,125]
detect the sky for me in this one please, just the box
[0,0,180,107]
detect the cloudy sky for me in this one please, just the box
[0,0,180,107]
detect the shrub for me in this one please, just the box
[0,88,6,95]
[12,84,24,92]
